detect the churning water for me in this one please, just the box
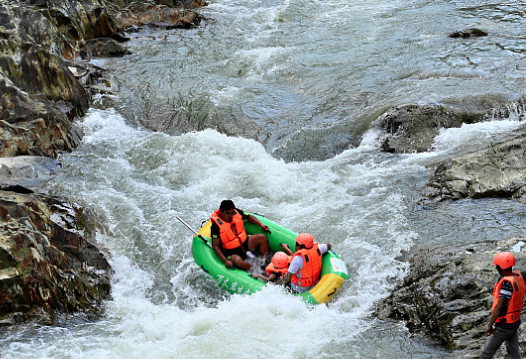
[2,0,526,358]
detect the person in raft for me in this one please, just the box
[276,233,331,293]
[211,200,269,270]
[480,251,525,359]
[253,243,293,282]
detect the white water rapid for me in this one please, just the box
[2,0,526,358]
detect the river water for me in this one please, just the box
[2,0,526,358]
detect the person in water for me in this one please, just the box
[277,233,331,293]
[253,243,293,282]
[480,251,525,359]
[210,200,269,270]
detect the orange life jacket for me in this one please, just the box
[492,271,526,324]
[291,243,322,288]
[210,209,247,250]
[265,256,291,277]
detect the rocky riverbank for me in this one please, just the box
[371,94,526,356]
[0,0,204,325]
[374,237,526,358]
[0,187,111,326]
[0,0,203,158]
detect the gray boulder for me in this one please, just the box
[373,95,517,154]
[374,103,484,154]
[428,132,526,202]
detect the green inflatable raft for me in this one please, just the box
[191,214,349,304]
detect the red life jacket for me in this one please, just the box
[291,243,322,288]
[492,271,526,324]
[265,256,291,276]
[210,209,247,250]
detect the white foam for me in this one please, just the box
[68,108,521,340]
[432,119,525,154]
[512,241,524,253]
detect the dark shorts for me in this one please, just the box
[222,238,249,260]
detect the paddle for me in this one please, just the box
[175,215,212,248]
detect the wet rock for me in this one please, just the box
[439,94,512,116]
[378,95,526,202]
[43,0,124,58]
[0,190,111,326]
[155,0,208,7]
[0,4,90,113]
[373,104,482,154]
[374,95,523,155]
[0,76,82,158]
[109,0,207,11]
[428,132,526,202]
[0,185,34,194]
[0,1,124,158]
[63,61,116,109]
[449,28,488,39]
[374,237,526,358]
[119,7,202,30]
[83,37,132,58]
[487,96,526,122]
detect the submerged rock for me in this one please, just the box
[449,28,488,39]
[110,0,207,11]
[0,189,111,326]
[83,37,131,58]
[374,237,526,358]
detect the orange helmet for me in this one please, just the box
[296,233,314,249]
[493,252,516,270]
[272,252,289,269]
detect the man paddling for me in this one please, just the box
[210,200,269,270]
[480,252,525,359]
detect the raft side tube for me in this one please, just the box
[192,221,265,295]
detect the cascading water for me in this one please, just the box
[2,0,526,358]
